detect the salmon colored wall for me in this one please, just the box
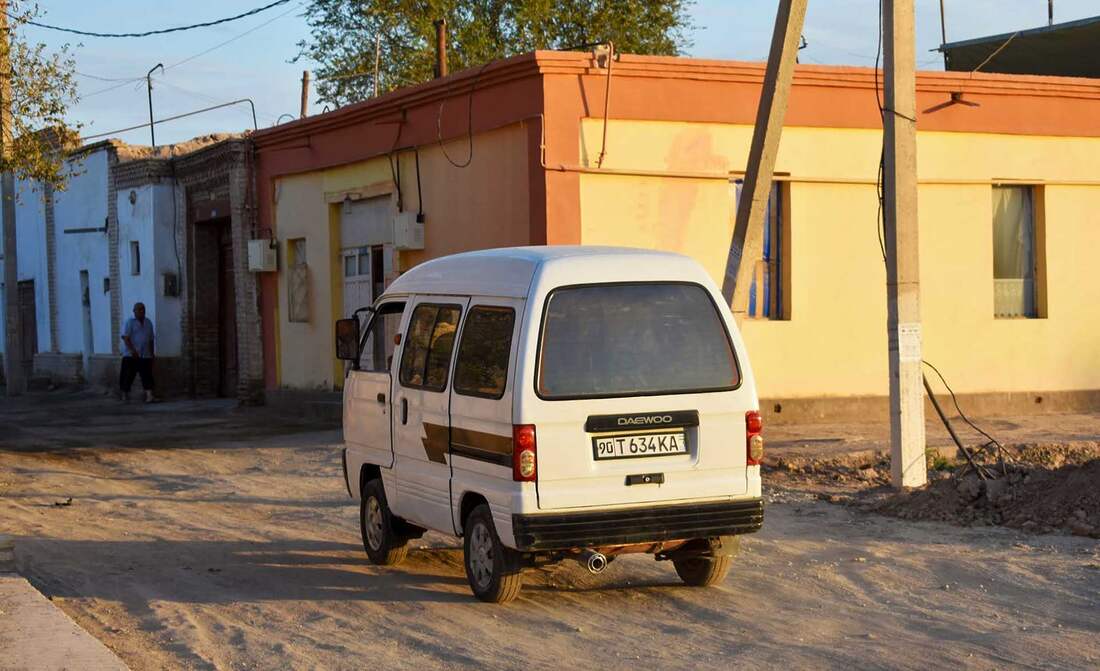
[574,119,1100,399]
[268,124,534,391]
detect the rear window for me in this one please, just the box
[536,283,740,399]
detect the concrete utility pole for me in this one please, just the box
[300,70,310,119]
[0,0,24,396]
[883,0,927,488]
[724,0,808,321]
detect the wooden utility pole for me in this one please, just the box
[300,70,310,118]
[883,0,927,488]
[0,0,24,396]
[724,0,808,322]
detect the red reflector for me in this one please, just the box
[746,410,763,434]
[746,411,763,466]
[513,424,537,482]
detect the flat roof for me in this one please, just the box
[385,246,692,299]
[942,15,1100,77]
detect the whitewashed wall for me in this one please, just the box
[0,178,50,356]
[117,182,181,356]
[53,150,111,354]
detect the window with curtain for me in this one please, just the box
[730,180,790,320]
[992,186,1040,318]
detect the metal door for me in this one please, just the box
[390,296,468,532]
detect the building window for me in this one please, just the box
[287,238,310,323]
[129,241,141,276]
[733,180,790,320]
[992,185,1045,319]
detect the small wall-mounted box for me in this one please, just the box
[163,272,179,297]
[248,239,278,272]
[393,212,425,251]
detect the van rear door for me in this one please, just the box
[529,283,753,511]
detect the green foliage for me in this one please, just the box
[296,0,694,107]
[926,449,953,472]
[2,2,80,190]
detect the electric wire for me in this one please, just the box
[436,61,492,169]
[81,99,258,141]
[11,0,292,38]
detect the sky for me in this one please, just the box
[17,0,1100,146]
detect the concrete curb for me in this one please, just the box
[0,535,130,671]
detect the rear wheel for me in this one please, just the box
[360,479,408,566]
[463,504,523,603]
[673,555,732,587]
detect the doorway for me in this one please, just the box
[217,223,238,397]
[192,218,238,398]
[17,280,37,378]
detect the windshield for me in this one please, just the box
[536,283,740,399]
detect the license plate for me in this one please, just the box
[592,431,689,460]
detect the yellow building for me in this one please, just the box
[253,52,1100,420]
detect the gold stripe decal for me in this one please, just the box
[421,423,450,464]
[451,426,513,455]
[421,423,513,464]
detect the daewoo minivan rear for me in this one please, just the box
[336,246,764,603]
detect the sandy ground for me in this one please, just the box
[1,392,1099,670]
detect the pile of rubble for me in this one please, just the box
[870,459,1100,539]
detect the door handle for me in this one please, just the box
[376,392,386,403]
[401,397,408,425]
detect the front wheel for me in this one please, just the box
[463,504,523,603]
[360,479,408,566]
[673,555,732,586]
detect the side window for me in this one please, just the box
[454,306,516,399]
[399,304,461,392]
[359,301,405,373]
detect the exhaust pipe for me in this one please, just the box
[578,549,608,574]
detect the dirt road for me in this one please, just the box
[1,393,1098,670]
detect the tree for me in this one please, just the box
[297,0,694,107]
[1,0,80,394]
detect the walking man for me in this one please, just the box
[120,302,156,403]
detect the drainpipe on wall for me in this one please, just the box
[433,19,448,78]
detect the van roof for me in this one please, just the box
[385,246,694,299]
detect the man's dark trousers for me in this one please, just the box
[120,357,154,393]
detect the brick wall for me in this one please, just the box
[174,139,263,403]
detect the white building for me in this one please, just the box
[1,135,262,401]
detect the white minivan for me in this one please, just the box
[335,246,764,602]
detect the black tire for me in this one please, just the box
[673,555,732,587]
[360,479,409,566]
[463,504,523,603]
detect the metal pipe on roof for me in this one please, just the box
[434,19,448,78]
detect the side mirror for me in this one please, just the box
[335,318,360,361]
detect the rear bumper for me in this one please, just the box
[511,498,764,551]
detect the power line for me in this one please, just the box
[12,0,291,38]
[81,99,259,141]
[162,1,302,72]
[76,3,300,101]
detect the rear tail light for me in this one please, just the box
[513,424,537,482]
[746,410,764,465]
